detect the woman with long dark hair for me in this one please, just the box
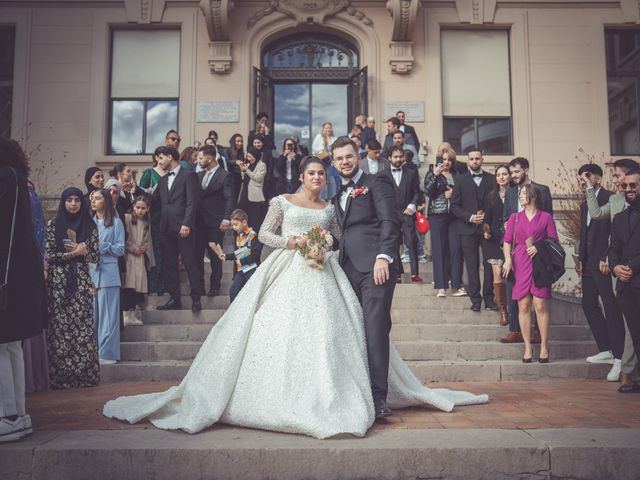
[483,164,512,326]
[276,137,302,194]
[237,147,267,232]
[83,166,104,207]
[90,189,125,365]
[45,187,100,389]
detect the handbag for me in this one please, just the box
[0,168,19,311]
[416,211,430,235]
[506,212,518,283]
[315,149,330,161]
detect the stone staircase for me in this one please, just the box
[101,251,608,383]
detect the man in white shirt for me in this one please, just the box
[358,139,389,175]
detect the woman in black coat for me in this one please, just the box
[0,138,48,442]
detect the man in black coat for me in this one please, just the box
[152,146,203,312]
[381,145,422,282]
[608,168,640,391]
[331,137,400,418]
[577,164,625,380]
[396,110,420,147]
[501,157,553,343]
[450,150,496,312]
[195,146,235,297]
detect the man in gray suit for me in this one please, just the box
[358,139,389,175]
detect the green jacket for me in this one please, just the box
[585,188,626,220]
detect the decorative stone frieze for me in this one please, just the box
[247,0,372,28]
[453,0,497,24]
[123,0,166,24]
[389,41,414,74]
[200,0,235,73]
[386,0,419,75]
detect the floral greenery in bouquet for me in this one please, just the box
[296,224,334,271]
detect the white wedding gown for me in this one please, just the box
[104,196,488,439]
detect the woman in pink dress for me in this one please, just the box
[502,184,558,363]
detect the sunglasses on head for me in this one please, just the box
[622,182,638,190]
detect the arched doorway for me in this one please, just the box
[253,32,367,152]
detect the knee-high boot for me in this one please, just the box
[494,282,508,326]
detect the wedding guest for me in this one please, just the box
[23,180,50,392]
[179,146,198,171]
[381,117,417,160]
[196,146,235,297]
[608,168,640,392]
[237,147,267,233]
[110,163,145,214]
[228,133,245,197]
[276,137,302,194]
[248,112,274,150]
[396,110,420,147]
[104,177,127,333]
[219,209,263,303]
[152,146,202,312]
[382,146,422,283]
[123,195,154,326]
[165,129,181,149]
[139,147,167,296]
[355,114,375,156]
[204,137,215,146]
[90,189,125,365]
[358,139,388,175]
[502,184,559,363]
[45,187,100,389]
[424,147,464,297]
[0,139,48,442]
[83,166,104,207]
[312,122,336,161]
[483,164,512,325]
[253,134,277,201]
[576,164,625,382]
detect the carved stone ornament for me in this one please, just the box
[454,0,497,24]
[386,0,419,43]
[389,42,413,75]
[123,0,167,24]
[620,0,640,23]
[200,0,236,74]
[248,0,372,28]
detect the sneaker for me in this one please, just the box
[123,310,137,327]
[437,289,446,298]
[607,359,622,382]
[586,351,615,365]
[419,256,428,264]
[0,417,25,443]
[400,255,410,263]
[451,287,467,297]
[99,358,117,365]
[21,415,32,436]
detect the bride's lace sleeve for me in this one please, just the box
[329,207,342,241]
[258,196,289,249]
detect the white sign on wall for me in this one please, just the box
[196,100,240,123]
[383,101,425,122]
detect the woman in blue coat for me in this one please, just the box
[89,189,125,364]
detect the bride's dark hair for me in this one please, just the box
[300,156,327,173]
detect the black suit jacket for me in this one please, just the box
[333,172,401,273]
[152,167,200,233]
[381,165,421,212]
[450,170,496,236]
[503,181,553,222]
[401,123,419,148]
[196,167,235,229]
[579,188,613,272]
[608,206,640,291]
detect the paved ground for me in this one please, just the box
[26,379,639,432]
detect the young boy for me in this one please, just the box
[218,209,263,302]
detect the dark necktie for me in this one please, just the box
[391,168,402,172]
[168,172,175,176]
[339,181,355,195]
[472,173,482,179]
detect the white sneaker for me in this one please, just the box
[128,309,144,326]
[451,287,468,297]
[419,256,428,264]
[400,255,410,263]
[99,358,117,365]
[437,289,446,298]
[0,417,25,443]
[607,359,622,382]
[123,310,136,326]
[586,351,615,364]
[21,415,32,436]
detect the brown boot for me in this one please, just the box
[494,282,508,326]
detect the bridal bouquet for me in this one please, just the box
[296,224,333,271]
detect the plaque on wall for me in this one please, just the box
[383,101,425,122]
[196,100,240,123]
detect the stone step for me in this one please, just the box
[119,339,597,362]
[146,295,230,309]
[141,309,225,325]
[392,309,585,325]
[100,358,609,383]
[121,323,594,343]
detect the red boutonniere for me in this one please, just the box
[351,186,369,199]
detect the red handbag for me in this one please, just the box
[415,211,430,235]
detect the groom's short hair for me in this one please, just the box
[331,136,358,154]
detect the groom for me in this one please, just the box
[331,136,401,418]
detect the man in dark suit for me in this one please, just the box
[331,137,400,418]
[152,146,203,312]
[608,168,640,392]
[358,139,389,175]
[500,157,553,343]
[450,150,496,312]
[195,146,235,297]
[396,110,420,147]
[381,117,417,160]
[381,145,422,282]
[576,164,625,382]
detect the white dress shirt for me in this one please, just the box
[367,157,379,175]
[167,164,181,190]
[201,165,219,190]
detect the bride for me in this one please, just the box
[104,156,488,439]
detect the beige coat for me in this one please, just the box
[124,213,155,293]
[245,160,267,202]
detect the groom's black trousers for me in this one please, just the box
[342,257,397,400]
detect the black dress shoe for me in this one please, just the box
[207,288,219,298]
[157,298,182,310]
[374,398,392,419]
[191,298,202,312]
[618,383,640,393]
[470,305,481,312]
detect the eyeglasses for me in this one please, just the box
[333,153,356,164]
[621,182,638,190]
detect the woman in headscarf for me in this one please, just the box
[45,187,100,389]
[83,167,104,208]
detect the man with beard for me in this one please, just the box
[500,157,552,344]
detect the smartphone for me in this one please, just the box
[63,239,73,249]
[435,156,443,166]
